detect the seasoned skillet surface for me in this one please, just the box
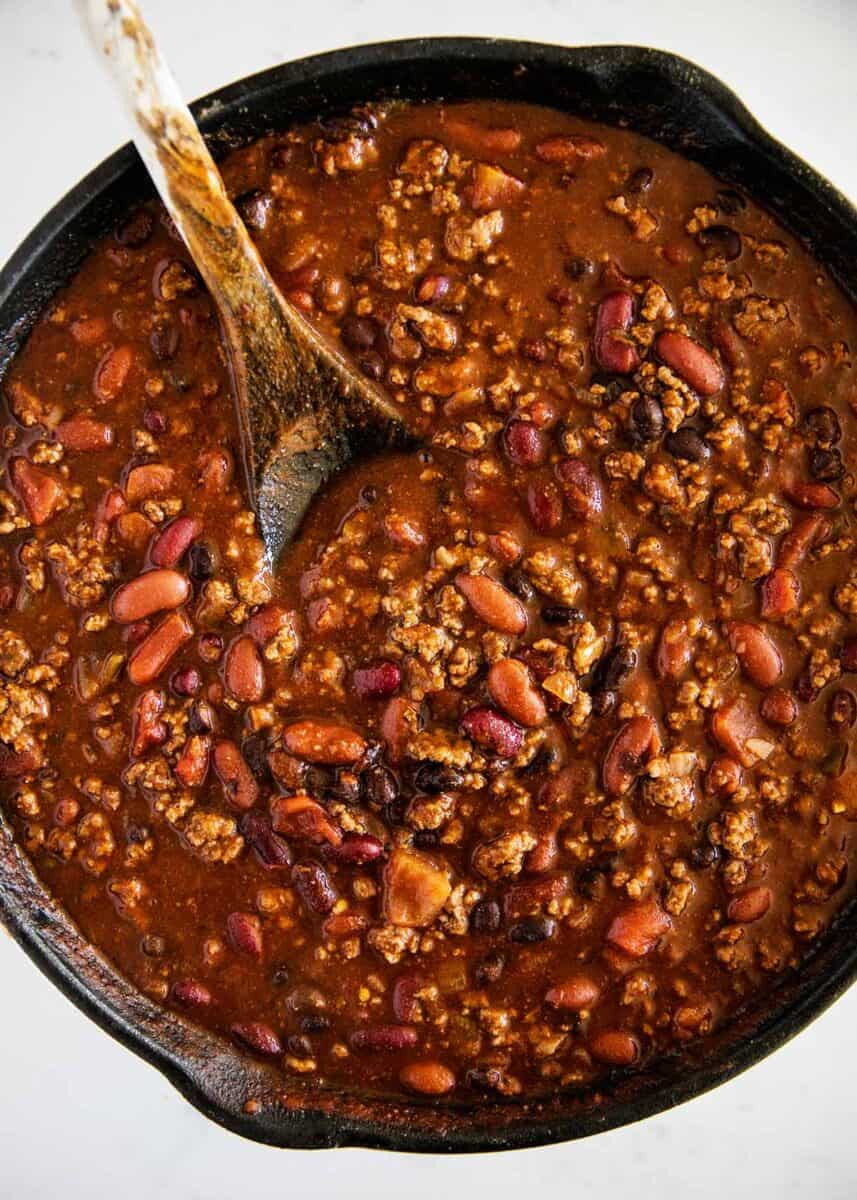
[0,82,856,1128]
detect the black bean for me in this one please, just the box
[412,830,439,849]
[187,701,215,735]
[235,189,274,232]
[330,769,361,804]
[696,225,742,261]
[626,166,654,194]
[469,899,502,935]
[576,855,619,899]
[564,256,594,279]
[241,732,272,782]
[588,374,626,403]
[505,568,535,603]
[627,395,665,445]
[361,764,398,808]
[802,405,841,446]
[465,1066,504,1092]
[591,689,617,717]
[665,427,710,462]
[360,485,378,505]
[149,323,179,362]
[300,1013,331,1034]
[715,189,747,215]
[808,446,844,482]
[115,208,154,247]
[358,351,385,380]
[188,542,215,582]
[473,950,505,985]
[690,842,721,870]
[828,689,857,732]
[592,644,637,692]
[383,796,408,826]
[271,964,291,986]
[541,604,584,625]
[413,762,464,794]
[341,313,379,353]
[508,916,555,943]
[304,764,335,796]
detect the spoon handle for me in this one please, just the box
[75,0,405,562]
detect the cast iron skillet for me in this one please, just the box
[1,39,856,1154]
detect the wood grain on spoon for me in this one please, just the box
[75,0,407,566]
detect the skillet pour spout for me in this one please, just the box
[1,39,857,1153]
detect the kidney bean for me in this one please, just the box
[760,689,797,727]
[555,457,603,519]
[535,134,606,163]
[727,886,772,924]
[655,618,692,681]
[282,719,366,765]
[231,1022,282,1057]
[149,516,202,568]
[655,330,723,395]
[171,978,212,1007]
[328,832,385,866]
[593,291,639,374]
[350,1024,419,1053]
[760,568,801,620]
[727,622,783,689]
[504,874,566,916]
[400,1061,456,1096]
[125,463,176,503]
[461,706,524,757]
[380,697,419,764]
[292,860,337,915]
[455,573,528,635]
[502,417,547,466]
[526,479,564,532]
[590,1030,640,1067]
[55,415,114,451]
[70,315,109,345]
[607,899,671,957]
[414,274,451,304]
[174,733,211,788]
[223,635,266,703]
[213,739,259,810]
[391,972,426,1024]
[9,458,66,526]
[353,660,401,700]
[227,911,264,957]
[270,795,342,846]
[111,569,190,624]
[93,344,133,401]
[545,972,601,1011]
[783,480,840,510]
[240,811,293,868]
[487,658,547,727]
[777,513,828,568]
[127,609,193,685]
[602,715,660,796]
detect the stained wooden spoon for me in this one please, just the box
[76,0,408,566]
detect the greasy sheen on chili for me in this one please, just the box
[1,99,856,1102]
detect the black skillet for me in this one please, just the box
[1,39,856,1153]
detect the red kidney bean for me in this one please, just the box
[327,833,385,866]
[589,1030,640,1067]
[392,972,426,1024]
[655,618,692,681]
[535,134,606,163]
[502,418,548,466]
[349,1024,419,1053]
[149,516,202,568]
[111,569,190,623]
[455,573,528,635]
[93,344,134,401]
[127,609,193,685]
[487,658,547,727]
[727,622,783,689]
[292,861,337,914]
[602,715,660,795]
[655,330,723,395]
[593,291,639,374]
[555,458,603,519]
[174,733,211,788]
[400,1061,456,1095]
[231,1022,282,1057]
[777,513,829,568]
[526,479,564,532]
[240,811,293,868]
[226,911,264,957]
[55,415,114,451]
[461,705,524,757]
[607,899,671,957]
[171,978,212,1007]
[282,720,366,765]
[759,688,797,727]
[545,972,601,1011]
[353,660,401,700]
[727,886,771,924]
[784,481,840,510]
[380,697,419,764]
[213,739,259,810]
[224,635,266,702]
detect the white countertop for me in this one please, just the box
[1,1,856,1196]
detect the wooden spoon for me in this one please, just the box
[75,0,409,566]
